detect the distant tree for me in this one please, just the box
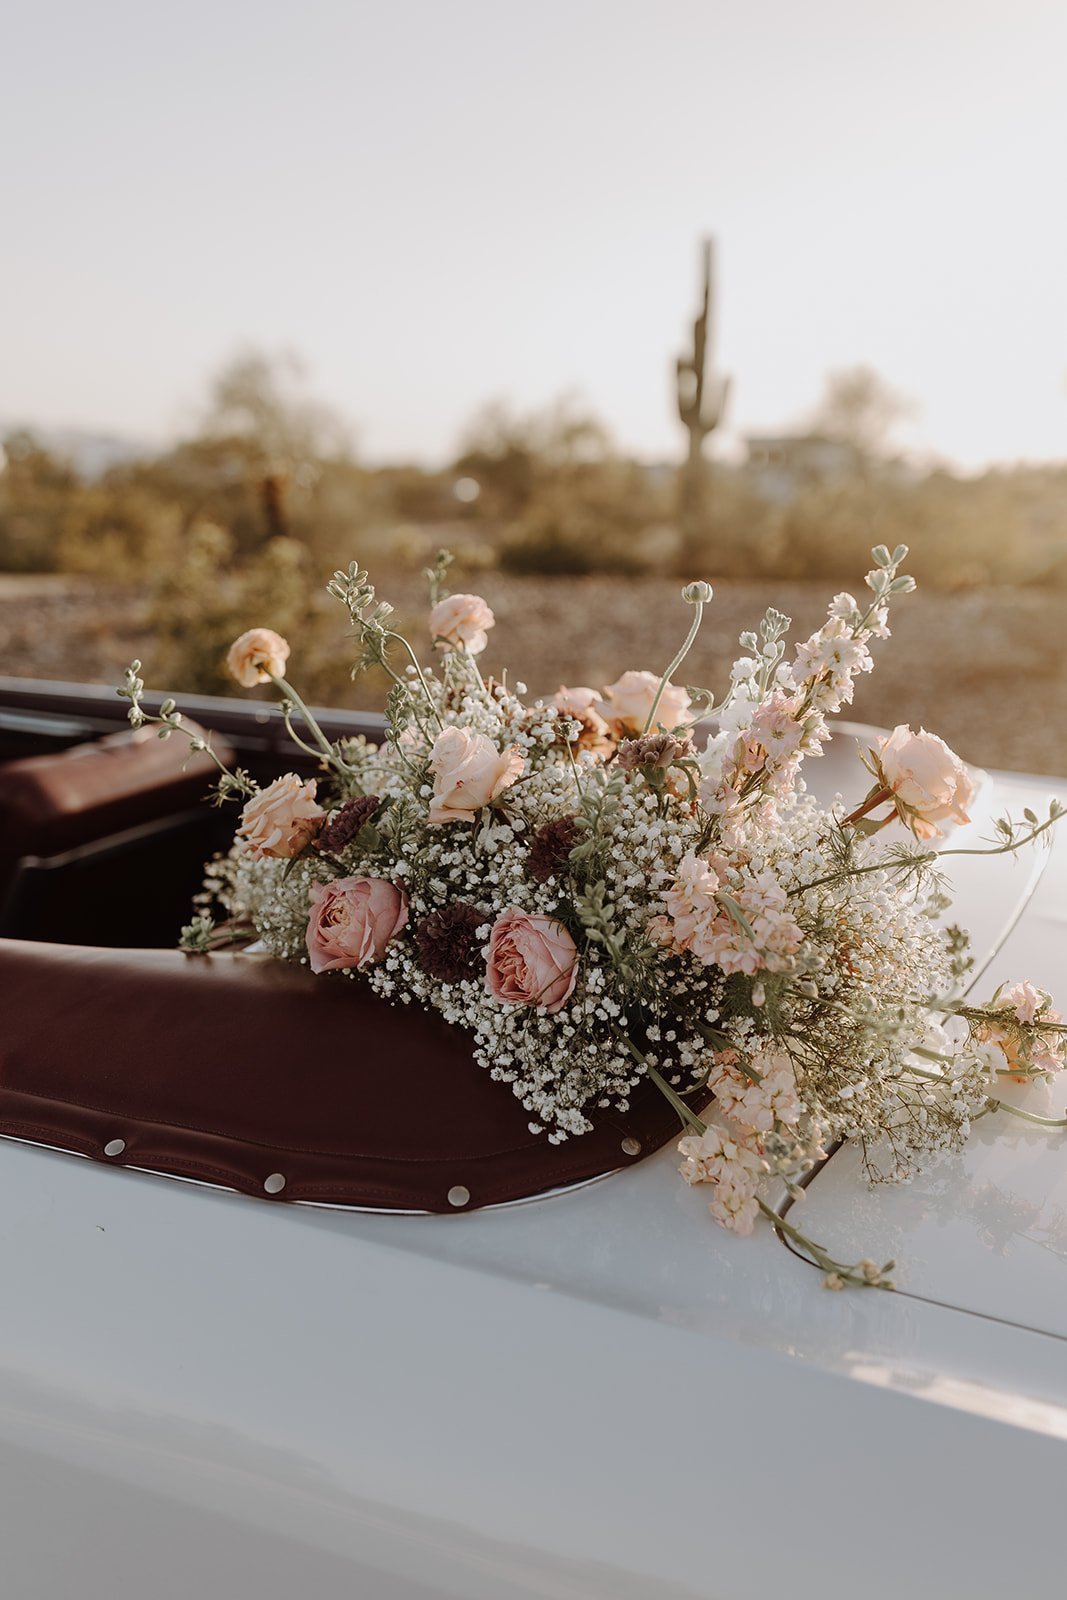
[201,350,354,467]
[809,365,915,459]
[191,350,356,544]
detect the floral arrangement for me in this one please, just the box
[119,546,1067,1288]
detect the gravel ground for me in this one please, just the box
[2,571,1066,779]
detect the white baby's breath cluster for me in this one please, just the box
[129,544,1067,1289]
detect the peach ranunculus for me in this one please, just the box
[226,628,291,688]
[875,724,975,841]
[485,907,578,1014]
[596,670,692,738]
[236,773,325,859]
[548,685,615,757]
[427,725,524,825]
[305,876,409,974]
[429,593,496,655]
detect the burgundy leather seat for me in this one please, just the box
[0,722,230,895]
[0,723,236,945]
[0,939,683,1212]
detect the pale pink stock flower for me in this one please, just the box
[826,591,889,638]
[596,671,692,737]
[876,725,975,841]
[746,691,806,772]
[427,726,524,825]
[677,1123,766,1236]
[226,627,291,688]
[662,855,801,976]
[485,908,579,1014]
[710,1049,802,1133]
[663,849,721,952]
[236,773,325,859]
[976,980,1066,1080]
[709,1185,761,1236]
[998,979,1044,1026]
[305,876,409,974]
[792,617,873,708]
[429,593,495,655]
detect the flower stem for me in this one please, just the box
[642,600,705,735]
[758,1200,894,1290]
[282,706,329,765]
[987,1097,1067,1128]
[462,646,494,705]
[384,632,446,733]
[562,735,586,800]
[616,1032,707,1132]
[269,674,352,771]
[791,800,1060,900]
[840,785,893,827]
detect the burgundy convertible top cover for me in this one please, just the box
[0,939,683,1211]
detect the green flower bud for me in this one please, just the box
[682,581,714,605]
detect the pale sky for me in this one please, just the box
[2,0,1065,468]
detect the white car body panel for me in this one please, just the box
[1,725,1065,1599]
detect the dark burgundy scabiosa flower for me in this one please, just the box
[526,814,582,884]
[415,901,488,984]
[318,795,381,854]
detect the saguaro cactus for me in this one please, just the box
[675,238,730,524]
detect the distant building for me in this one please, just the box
[744,433,865,502]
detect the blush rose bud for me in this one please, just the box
[236,773,325,859]
[596,671,692,737]
[875,725,975,841]
[429,594,496,656]
[226,628,291,688]
[427,726,524,825]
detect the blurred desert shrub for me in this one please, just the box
[0,354,383,582]
[0,431,80,571]
[144,525,389,705]
[680,467,1067,590]
[679,368,1067,589]
[500,491,679,575]
[457,399,675,575]
[3,358,1065,596]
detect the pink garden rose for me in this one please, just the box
[876,724,975,841]
[305,876,409,974]
[596,670,691,737]
[485,907,579,1014]
[427,725,524,825]
[236,773,325,859]
[226,627,291,688]
[429,593,495,655]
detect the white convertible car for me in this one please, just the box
[0,678,1063,1600]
